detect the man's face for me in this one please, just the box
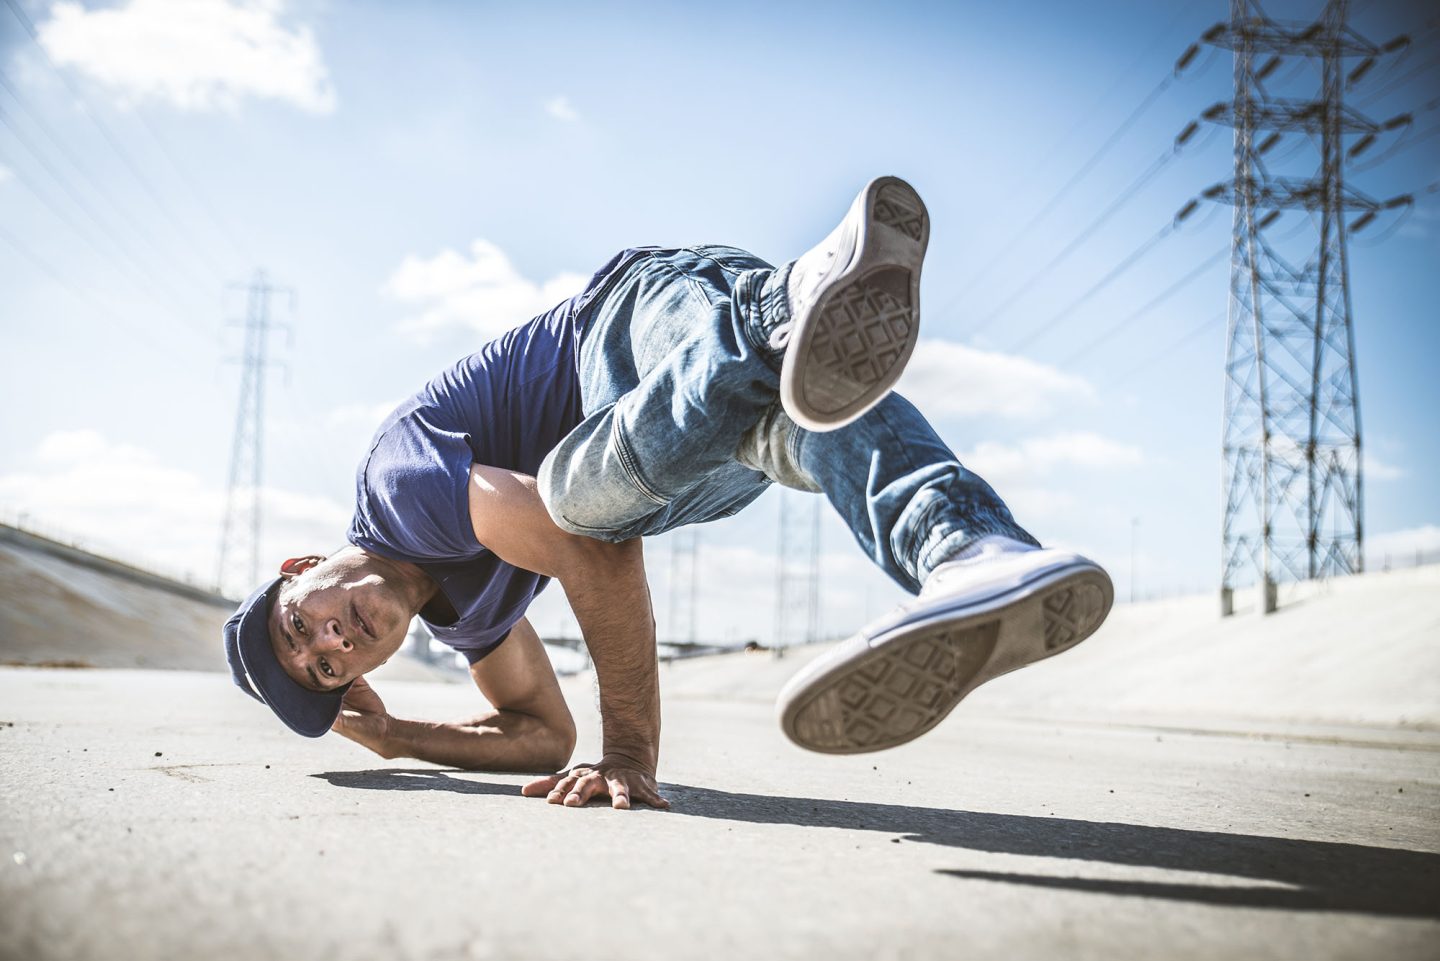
[267,552,412,692]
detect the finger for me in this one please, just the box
[565,771,608,807]
[521,774,564,798]
[606,776,630,810]
[547,772,582,804]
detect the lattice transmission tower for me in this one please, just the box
[1202,0,1402,615]
[666,528,700,645]
[772,489,820,658]
[216,271,291,594]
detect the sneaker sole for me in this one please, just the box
[782,176,930,432]
[777,564,1113,754]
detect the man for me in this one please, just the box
[223,176,1113,810]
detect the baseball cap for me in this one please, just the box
[223,576,352,737]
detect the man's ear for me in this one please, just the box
[278,555,326,578]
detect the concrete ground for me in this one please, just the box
[3,654,1437,961]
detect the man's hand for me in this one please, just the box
[331,675,394,757]
[521,754,670,810]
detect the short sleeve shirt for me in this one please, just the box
[347,248,647,662]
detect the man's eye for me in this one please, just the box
[291,612,305,635]
[319,657,334,678]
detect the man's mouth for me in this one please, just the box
[351,602,374,640]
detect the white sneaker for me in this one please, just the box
[777,545,1113,754]
[775,175,929,432]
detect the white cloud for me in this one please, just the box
[544,95,579,122]
[37,0,336,113]
[383,239,588,341]
[1365,524,1440,568]
[1365,453,1405,481]
[0,163,12,184]
[956,431,1142,522]
[0,429,350,596]
[960,431,1143,489]
[325,400,401,431]
[896,339,1094,419]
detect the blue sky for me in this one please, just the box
[1,0,1436,644]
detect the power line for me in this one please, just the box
[1,0,233,286]
[1058,245,1229,366]
[0,138,209,337]
[1010,2,1204,190]
[968,120,1212,337]
[1357,52,1440,104]
[0,71,219,306]
[1108,308,1227,386]
[947,72,1180,309]
[1007,218,1181,354]
[0,111,209,333]
[0,221,176,353]
[131,106,256,268]
[1368,121,1440,162]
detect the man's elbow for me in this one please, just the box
[542,716,578,771]
[558,533,643,583]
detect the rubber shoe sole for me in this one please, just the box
[777,563,1113,754]
[781,176,929,432]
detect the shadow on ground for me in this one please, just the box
[313,768,1439,920]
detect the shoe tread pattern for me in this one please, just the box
[790,622,999,753]
[874,183,926,241]
[804,281,914,413]
[1042,581,1108,652]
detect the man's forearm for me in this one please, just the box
[560,539,661,768]
[345,709,573,773]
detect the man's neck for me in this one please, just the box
[344,545,441,617]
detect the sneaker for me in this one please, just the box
[776,546,1113,754]
[775,175,929,432]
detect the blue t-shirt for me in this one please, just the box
[347,248,647,662]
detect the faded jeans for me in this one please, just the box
[536,245,1036,594]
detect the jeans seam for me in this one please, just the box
[611,413,669,506]
[871,401,950,589]
[652,253,720,312]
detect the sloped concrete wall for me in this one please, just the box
[0,524,459,683]
[0,525,232,671]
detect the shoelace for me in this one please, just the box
[767,320,793,351]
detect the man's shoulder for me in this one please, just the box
[352,411,482,564]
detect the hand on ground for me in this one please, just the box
[331,675,390,750]
[521,754,670,810]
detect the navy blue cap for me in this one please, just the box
[223,577,352,738]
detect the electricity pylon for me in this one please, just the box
[667,528,700,645]
[1202,0,1404,614]
[216,271,290,594]
[773,489,820,657]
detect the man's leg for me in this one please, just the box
[540,176,931,540]
[539,181,1111,757]
[539,244,788,540]
[738,389,1112,749]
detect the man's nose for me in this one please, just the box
[316,620,354,653]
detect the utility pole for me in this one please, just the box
[1130,516,1140,604]
[1202,0,1409,615]
[773,490,821,658]
[667,528,700,646]
[216,270,291,595]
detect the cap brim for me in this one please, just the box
[223,577,352,738]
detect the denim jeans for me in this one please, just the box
[536,245,1037,594]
